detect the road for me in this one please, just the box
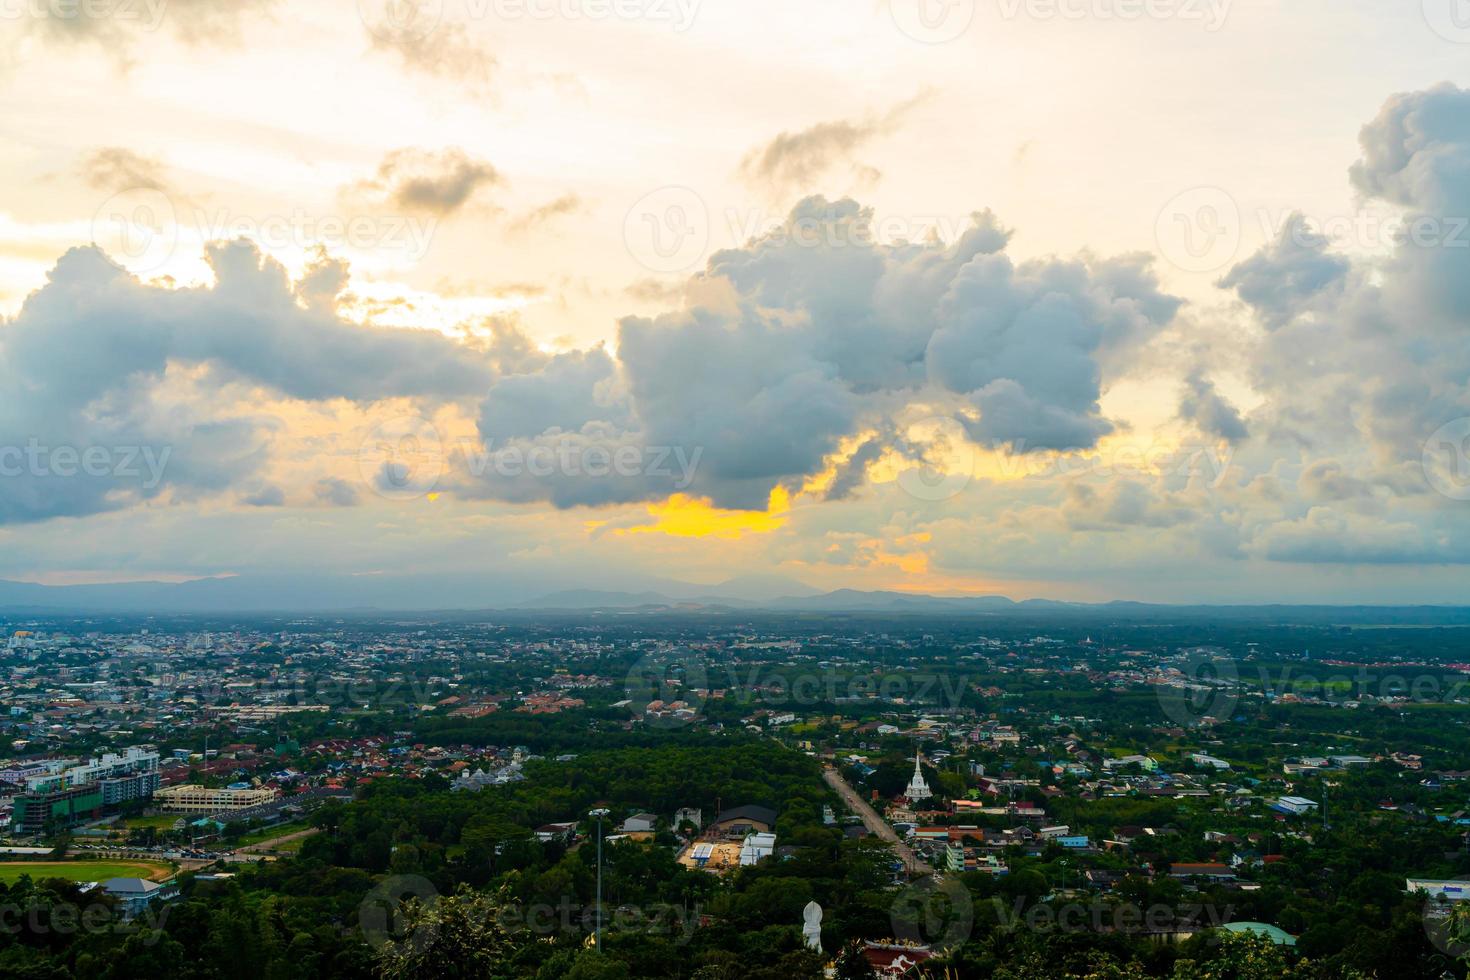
[822,766,933,876]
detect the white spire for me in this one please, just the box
[906,748,932,802]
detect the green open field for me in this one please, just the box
[119,814,184,830]
[0,859,175,884]
[232,820,309,848]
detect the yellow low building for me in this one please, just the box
[153,785,277,812]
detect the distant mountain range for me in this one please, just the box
[516,587,1024,613]
[0,573,815,615]
[0,574,1468,624]
[513,588,1470,623]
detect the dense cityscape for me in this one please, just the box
[3,610,1470,976]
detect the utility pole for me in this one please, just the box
[589,807,610,952]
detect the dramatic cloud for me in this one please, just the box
[8,81,1470,593]
[618,306,860,509]
[1178,371,1248,443]
[450,196,1180,510]
[78,147,170,193]
[1217,215,1350,330]
[314,477,360,508]
[366,17,496,91]
[926,251,1180,451]
[1214,83,1470,564]
[20,0,274,64]
[477,346,628,443]
[355,148,500,216]
[509,194,585,235]
[1062,480,1194,532]
[0,242,492,524]
[740,98,922,197]
[241,485,285,507]
[1249,509,1470,566]
[823,429,894,502]
[1350,83,1470,215]
[1229,85,1470,460]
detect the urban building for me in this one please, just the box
[9,748,159,833]
[739,831,776,865]
[11,784,104,835]
[152,785,278,813]
[101,877,179,917]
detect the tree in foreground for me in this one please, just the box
[373,886,511,980]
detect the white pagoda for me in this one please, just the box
[905,750,932,802]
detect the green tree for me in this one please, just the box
[373,887,511,980]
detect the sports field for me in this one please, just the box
[0,859,174,884]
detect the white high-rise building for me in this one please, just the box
[905,750,932,802]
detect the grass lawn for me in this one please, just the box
[270,835,309,854]
[0,859,175,884]
[232,820,310,848]
[120,814,184,830]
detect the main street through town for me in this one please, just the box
[822,765,933,877]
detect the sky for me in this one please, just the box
[1,0,1470,604]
